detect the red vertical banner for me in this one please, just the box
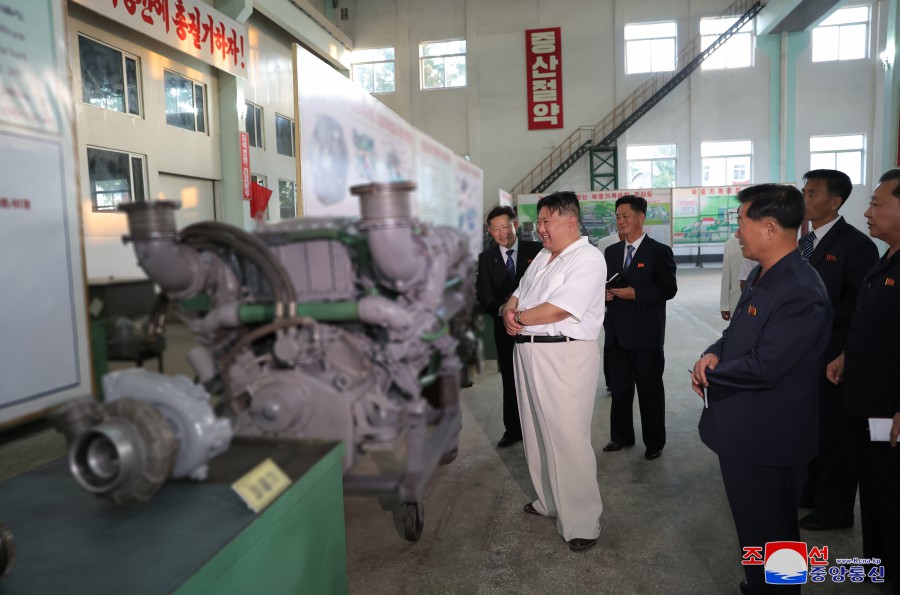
[526,27,563,130]
[239,131,251,199]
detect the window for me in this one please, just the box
[352,47,396,94]
[164,71,206,133]
[279,179,297,219]
[78,35,141,115]
[88,147,147,212]
[275,114,294,157]
[626,144,676,188]
[810,134,865,184]
[420,40,466,89]
[700,17,753,70]
[624,22,676,74]
[701,140,752,186]
[812,6,869,62]
[246,102,263,148]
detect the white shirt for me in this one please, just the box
[594,233,621,253]
[498,238,519,273]
[809,216,841,251]
[513,236,607,340]
[623,233,646,267]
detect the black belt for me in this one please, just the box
[514,335,579,343]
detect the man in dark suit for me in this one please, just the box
[692,184,832,595]
[798,169,878,531]
[476,206,542,447]
[827,168,900,592]
[602,195,677,460]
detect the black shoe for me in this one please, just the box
[799,512,853,531]
[602,441,634,452]
[568,537,598,552]
[644,448,663,460]
[498,433,522,448]
[523,502,541,516]
[739,580,749,595]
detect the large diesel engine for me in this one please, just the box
[54,181,476,541]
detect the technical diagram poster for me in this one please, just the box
[517,189,672,247]
[295,45,415,217]
[415,130,457,226]
[0,0,91,424]
[672,186,745,245]
[455,156,484,258]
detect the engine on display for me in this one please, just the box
[53,181,477,540]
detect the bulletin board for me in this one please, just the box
[0,0,92,425]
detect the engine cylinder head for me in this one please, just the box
[351,181,416,224]
[118,200,181,241]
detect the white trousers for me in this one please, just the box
[514,339,603,541]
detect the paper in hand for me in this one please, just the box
[868,418,894,442]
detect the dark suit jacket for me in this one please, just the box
[843,249,900,419]
[807,217,878,361]
[476,240,543,318]
[603,235,677,349]
[699,250,832,466]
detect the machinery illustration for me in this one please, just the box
[52,181,476,541]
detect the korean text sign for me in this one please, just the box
[525,27,563,130]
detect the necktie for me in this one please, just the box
[624,244,635,270]
[800,230,816,260]
[505,249,516,278]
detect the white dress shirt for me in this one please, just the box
[809,216,841,251]
[513,236,607,340]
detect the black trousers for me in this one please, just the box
[606,340,665,451]
[494,319,521,439]
[719,456,806,594]
[853,418,900,592]
[803,378,858,524]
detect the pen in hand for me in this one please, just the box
[689,369,709,409]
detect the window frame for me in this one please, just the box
[626,144,677,188]
[699,16,755,70]
[275,114,295,157]
[246,102,263,148]
[78,34,142,116]
[278,178,297,219]
[700,140,752,187]
[351,47,396,94]
[87,146,147,213]
[812,5,870,63]
[809,134,866,184]
[419,39,467,90]
[624,22,677,75]
[163,69,207,133]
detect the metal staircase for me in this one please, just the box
[509,0,764,197]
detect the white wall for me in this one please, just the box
[70,4,221,280]
[338,0,888,233]
[244,13,301,225]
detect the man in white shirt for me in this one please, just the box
[501,191,607,553]
[720,236,755,320]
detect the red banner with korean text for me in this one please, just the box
[239,131,251,199]
[526,27,563,130]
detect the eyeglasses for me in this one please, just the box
[490,223,514,233]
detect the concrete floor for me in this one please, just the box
[0,267,889,594]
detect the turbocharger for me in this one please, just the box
[50,369,232,505]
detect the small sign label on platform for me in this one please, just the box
[231,458,291,513]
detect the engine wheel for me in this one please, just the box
[440,448,458,465]
[0,522,15,579]
[401,501,424,542]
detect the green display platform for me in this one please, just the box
[0,438,347,594]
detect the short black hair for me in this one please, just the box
[536,191,581,220]
[615,194,647,215]
[485,205,516,226]
[803,169,853,205]
[737,184,804,230]
[879,169,900,199]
